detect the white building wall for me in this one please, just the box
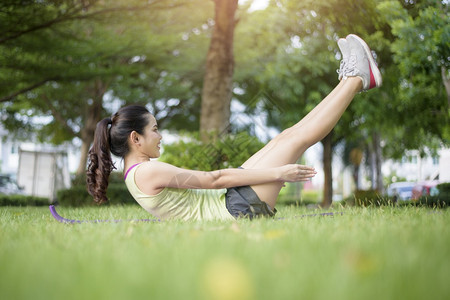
[383,149,441,182]
[439,148,450,182]
[0,133,20,175]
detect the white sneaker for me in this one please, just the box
[344,34,382,91]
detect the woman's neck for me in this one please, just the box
[123,153,150,174]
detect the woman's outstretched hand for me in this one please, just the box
[278,164,317,182]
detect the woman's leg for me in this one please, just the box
[241,77,362,208]
[241,33,383,208]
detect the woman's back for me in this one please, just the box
[125,164,235,221]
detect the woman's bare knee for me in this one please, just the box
[278,127,311,150]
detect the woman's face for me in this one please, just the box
[139,114,162,158]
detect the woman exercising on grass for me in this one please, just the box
[87,34,382,221]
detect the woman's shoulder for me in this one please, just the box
[135,160,175,174]
[132,161,177,195]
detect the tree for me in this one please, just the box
[0,0,210,174]
[377,0,449,156]
[0,0,182,102]
[199,0,239,141]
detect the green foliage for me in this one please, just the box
[380,1,449,74]
[414,182,450,208]
[71,171,125,186]
[377,0,449,157]
[0,194,49,206]
[0,172,133,207]
[437,182,450,193]
[106,184,135,205]
[235,1,341,130]
[346,183,450,208]
[160,131,265,171]
[346,189,394,207]
[301,189,321,203]
[56,185,92,207]
[56,183,135,207]
[414,196,449,208]
[58,171,135,206]
[278,188,320,206]
[0,0,211,148]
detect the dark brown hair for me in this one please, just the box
[86,105,151,203]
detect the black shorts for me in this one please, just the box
[225,185,277,219]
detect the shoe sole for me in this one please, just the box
[346,34,382,89]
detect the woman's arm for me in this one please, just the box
[134,161,316,195]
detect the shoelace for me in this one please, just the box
[341,54,357,80]
[336,60,346,78]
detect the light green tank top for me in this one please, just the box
[124,164,235,221]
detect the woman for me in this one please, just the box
[87,34,382,221]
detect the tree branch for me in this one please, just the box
[0,79,51,103]
[0,0,185,44]
[41,94,77,137]
[441,66,450,108]
[0,4,85,44]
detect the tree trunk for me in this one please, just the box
[200,0,238,142]
[441,66,450,108]
[321,131,333,208]
[368,146,375,189]
[368,131,383,192]
[372,131,383,193]
[349,148,363,190]
[75,79,107,175]
[77,138,93,176]
[353,165,360,190]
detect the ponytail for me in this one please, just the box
[86,105,151,204]
[86,117,115,204]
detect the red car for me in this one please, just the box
[412,180,439,200]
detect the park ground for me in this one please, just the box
[1,205,449,300]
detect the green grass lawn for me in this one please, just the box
[1,205,449,300]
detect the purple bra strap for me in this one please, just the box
[124,163,142,180]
